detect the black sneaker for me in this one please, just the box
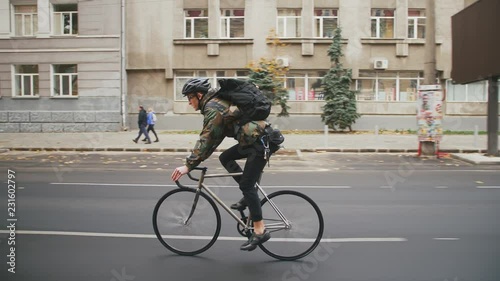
[240,230,270,251]
[230,197,247,211]
[132,139,138,143]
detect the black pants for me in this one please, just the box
[147,124,158,140]
[136,124,150,141]
[219,141,278,222]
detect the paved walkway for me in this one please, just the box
[1,131,499,164]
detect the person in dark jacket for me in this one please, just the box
[133,105,151,144]
[171,78,279,251]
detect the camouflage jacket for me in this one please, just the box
[185,89,268,171]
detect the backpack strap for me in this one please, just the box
[200,89,220,114]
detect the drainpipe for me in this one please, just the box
[120,0,127,130]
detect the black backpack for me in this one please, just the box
[216,79,272,124]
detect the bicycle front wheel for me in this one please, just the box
[153,188,221,256]
[259,190,324,261]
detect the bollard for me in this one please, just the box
[324,125,329,147]
[474,125,478,148]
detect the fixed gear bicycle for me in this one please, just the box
[153,167,324,261]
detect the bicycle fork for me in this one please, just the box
[184,189,202,225]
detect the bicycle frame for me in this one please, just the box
[180,168,291,233]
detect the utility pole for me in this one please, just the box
[424,0,436,84]
[487,76,499,156]
[420,0,437,156]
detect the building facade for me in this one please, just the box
[1,0,496,133]
[126,0,497,131]
[0,0,123,133]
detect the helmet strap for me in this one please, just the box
[196,92,203,111]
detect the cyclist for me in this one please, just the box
[171,78,279,251]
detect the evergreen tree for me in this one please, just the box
[321,27,360,131]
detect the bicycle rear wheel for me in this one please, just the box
[153,188,221,256]
[259,190,324,261]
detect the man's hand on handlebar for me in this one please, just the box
[171,165,189,182]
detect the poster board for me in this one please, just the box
[417,85,443,142]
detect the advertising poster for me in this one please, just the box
[417,85,443,142]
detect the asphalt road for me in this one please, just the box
[0,152,499,281]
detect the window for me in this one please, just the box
[356,71,423,101]
[53,4,78,35]
[408,9,425,39]
[371,9,394,38]
[277,9,301,38]
[446,80,488,102]
[52,65,78,96]
[221,9,244,38]
[314,9,338,38]
[14,5,38,36]
[284,71,327,101]
[13,65,39,97]
[174,70,248,100]
[184,10,209,38]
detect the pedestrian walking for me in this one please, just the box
[133,105,151,144]
[143,107,159,142]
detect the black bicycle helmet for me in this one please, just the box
[182,78,211,96]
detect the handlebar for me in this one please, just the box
[174,167,207,189]
[188,173,199,182]
[175,180,192,189]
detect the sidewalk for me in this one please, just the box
[1,131,499,164]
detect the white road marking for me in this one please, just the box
[49,182,352,189]
[46,183,500,190]
[433,238,460,241]
[321,238,407,243]
[0,230,408,243]
[50,182,172,187]
[265,185,352,189]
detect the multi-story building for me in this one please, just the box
[127,0,496,131]
[1,0,496,133]
[0,0,123,133]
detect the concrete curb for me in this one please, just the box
[451,153,500,165]
[3,147,488,154]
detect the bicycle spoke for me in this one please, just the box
[153,189,221,256]
[259,190,324,261]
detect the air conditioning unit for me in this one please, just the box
[374,59,388,69]
[276,57,289,67]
